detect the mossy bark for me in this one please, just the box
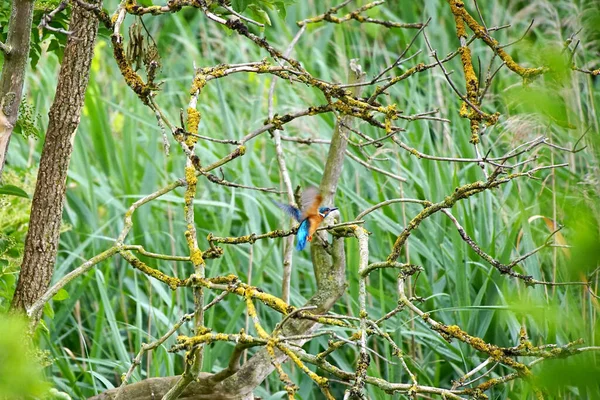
[11,1,100,316]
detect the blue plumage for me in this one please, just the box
[296,219,310,251]
[274,200,309,250]
[272,200,302,222]
[273,187,337,251]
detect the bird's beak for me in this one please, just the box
[330,207,338,212]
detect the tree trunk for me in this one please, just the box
[0,0,35,180]
[10,1,100,317]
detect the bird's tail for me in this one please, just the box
[296,219,309,251]
[296,235,307,251]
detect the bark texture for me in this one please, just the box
[11,2,100,314]
[89,376,255,400]
[0,0,35,179]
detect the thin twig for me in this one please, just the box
[219,2,264,27]
[38,0,72,35]
[499,20,534,49]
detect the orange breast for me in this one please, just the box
[307,215,324,238]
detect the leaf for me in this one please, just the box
[0,184,29,199]
[231,0,251,12]
[52,288,70,301]
[37,318,50,334]
[29,39,42,69]
[247,4,271,26]
[274,1,287,18]
[0,236,11,253]
[43,302,54,320]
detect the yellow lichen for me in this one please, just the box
[211,68,226,78]
[459,46,478,100]
[190,75,207,95]
[450,4,467,38]
[257,62,272,73]
[111,36,151,103]
[126,254,182,290]
[190,248,204,266]
[246,287,292,315]
[445,324,464,337]
[447,0,547,79]
[476,377,502,391]
[213,333,229,342]
[184,165,197,186]
[384,117,391,132]
[186,107,201,137]
[459,101,469,118]
[208,274,238,284]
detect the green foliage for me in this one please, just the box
[0,170,33,313]
[52,288,70,302]
[0,0,70,69]
[34,0,64,10]
[0,315,50,398]
[0,184,29,198]
[230,0,296,22]
[14,99,41,140]
[535,353,600,397]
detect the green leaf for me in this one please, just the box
[0,184,29,199]
[274,1,287,18]
[14,99,41,139]
[52,288,70,301]
[37,318,50,334]
[231,0,251,12]
[0,236,11,253]
[247,4,271,26]
[43,301,55,320]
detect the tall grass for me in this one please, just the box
[3,0,599,398]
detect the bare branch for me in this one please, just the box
[38,0,72,36]
[298,1,423,29]
[356,198,429,220]
[371,18,431,83]
[345,150,406,182]
[0,41,10,54]
[219,2,264,27]
[499,19,534,49]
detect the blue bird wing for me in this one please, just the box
[296,218,310,251]
[272,200,302,222]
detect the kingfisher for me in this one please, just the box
[274,187,338,251]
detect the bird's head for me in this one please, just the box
[318,206,338,218]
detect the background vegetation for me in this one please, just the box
[1,0,599,398]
